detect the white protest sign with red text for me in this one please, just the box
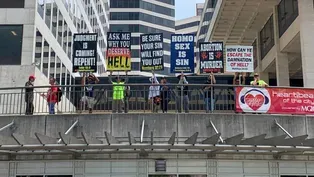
[226,46,254,72]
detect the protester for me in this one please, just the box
[160,77,171,113]
[25,75,35,115]
[250,73,268,87]
[41,77,59,114]
[176,72,189,113]
[148,72,160,113]
[124,84,131,113]
[80,73,99,114]
[109,71,128,113]
[203,72,216,113]
[233,72,246,85]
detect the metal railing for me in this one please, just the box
[0,84,240,115]
[7,83,314,115]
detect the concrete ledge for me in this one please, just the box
[0,114,310,141]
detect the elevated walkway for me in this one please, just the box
[0,113,313,160]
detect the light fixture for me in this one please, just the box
[11,31,17,36]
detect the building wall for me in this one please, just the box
[109,0,175,76]
[3,160,314,177]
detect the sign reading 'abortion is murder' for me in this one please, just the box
[72,33,98,72]
[199,42,224,73]
[140,33,164,71]
[106,32,131,71]
[170,34,195,73]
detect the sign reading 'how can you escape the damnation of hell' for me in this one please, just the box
[106,32,131,71]
[226,46,254,72]
[236,87,314,115]
[72,33,98,72]
[170,34,195,73]
[140,33,164,71]
[199,42,224,73]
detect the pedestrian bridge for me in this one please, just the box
[0,113,313,160]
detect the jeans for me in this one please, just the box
[112,99,123,113]
[161,99,169,113]
[205,98,215,113]
[176,95,189,113]
[48,102,56,114]
[25,101,34,115]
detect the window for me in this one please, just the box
[0,0,24,8]
[110,25,173,39]
[277,0,298,37]
[252,40,257,69]
[175,21,200,30]
[0,25,23,65]
[110,0,140,8]
[141,1,175,17]
[260,15,274,59]
[155,0,175,5]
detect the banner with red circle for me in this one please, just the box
[235,87,314,115]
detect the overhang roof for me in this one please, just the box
[0,119,313,158]
[0,131,313,157]
[206,0,280,45]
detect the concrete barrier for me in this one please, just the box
[0,113,311,142]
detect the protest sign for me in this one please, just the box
[72,33,98,72]
[140,33,164,71]
[226,45,254,72]
[170,34,194,73]
[106,32,131,71]
[199,42,224,73]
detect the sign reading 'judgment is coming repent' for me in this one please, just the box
[72,33,98,73]
[106,32,131,71]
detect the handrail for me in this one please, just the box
[0,84,312,91]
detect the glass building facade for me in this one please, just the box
[109,0,175,76]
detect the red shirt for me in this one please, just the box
[47,85,58,103]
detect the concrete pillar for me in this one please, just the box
[21,0,37,65]
[273,7,290,86]
[298,0,314,87]
[255,32,269,83]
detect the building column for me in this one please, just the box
[21,0,37,65]
[255,32,269,83]
[273,7,290,86]
[298,0,314,87]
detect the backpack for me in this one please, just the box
[57,87,63,102]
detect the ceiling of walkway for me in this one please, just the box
[210,0,280,45]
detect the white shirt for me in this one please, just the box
[149,75,160,99]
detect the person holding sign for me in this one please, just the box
[160,77,171,113]
[203,72,216,113]
[176,72,189,113]
[80,73,99,114]
[233,72,246,85]
[109,71,129,113]
[148,71,160,113]
[250,73,268,87]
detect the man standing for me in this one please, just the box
[148,72,160,113]
[176,72,189,113]
[203,72,216,113]
[109,71,128,113]
[160,77,170,113]
[41,77,59,114]
[81,73,99,114]
[25,75,35,115]
[250,73,268,87]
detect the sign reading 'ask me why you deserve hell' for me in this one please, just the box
[106,32,131,71]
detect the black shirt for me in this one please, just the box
[177,85,188,96]
[25,81,34,102]
[203,80,214,99]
